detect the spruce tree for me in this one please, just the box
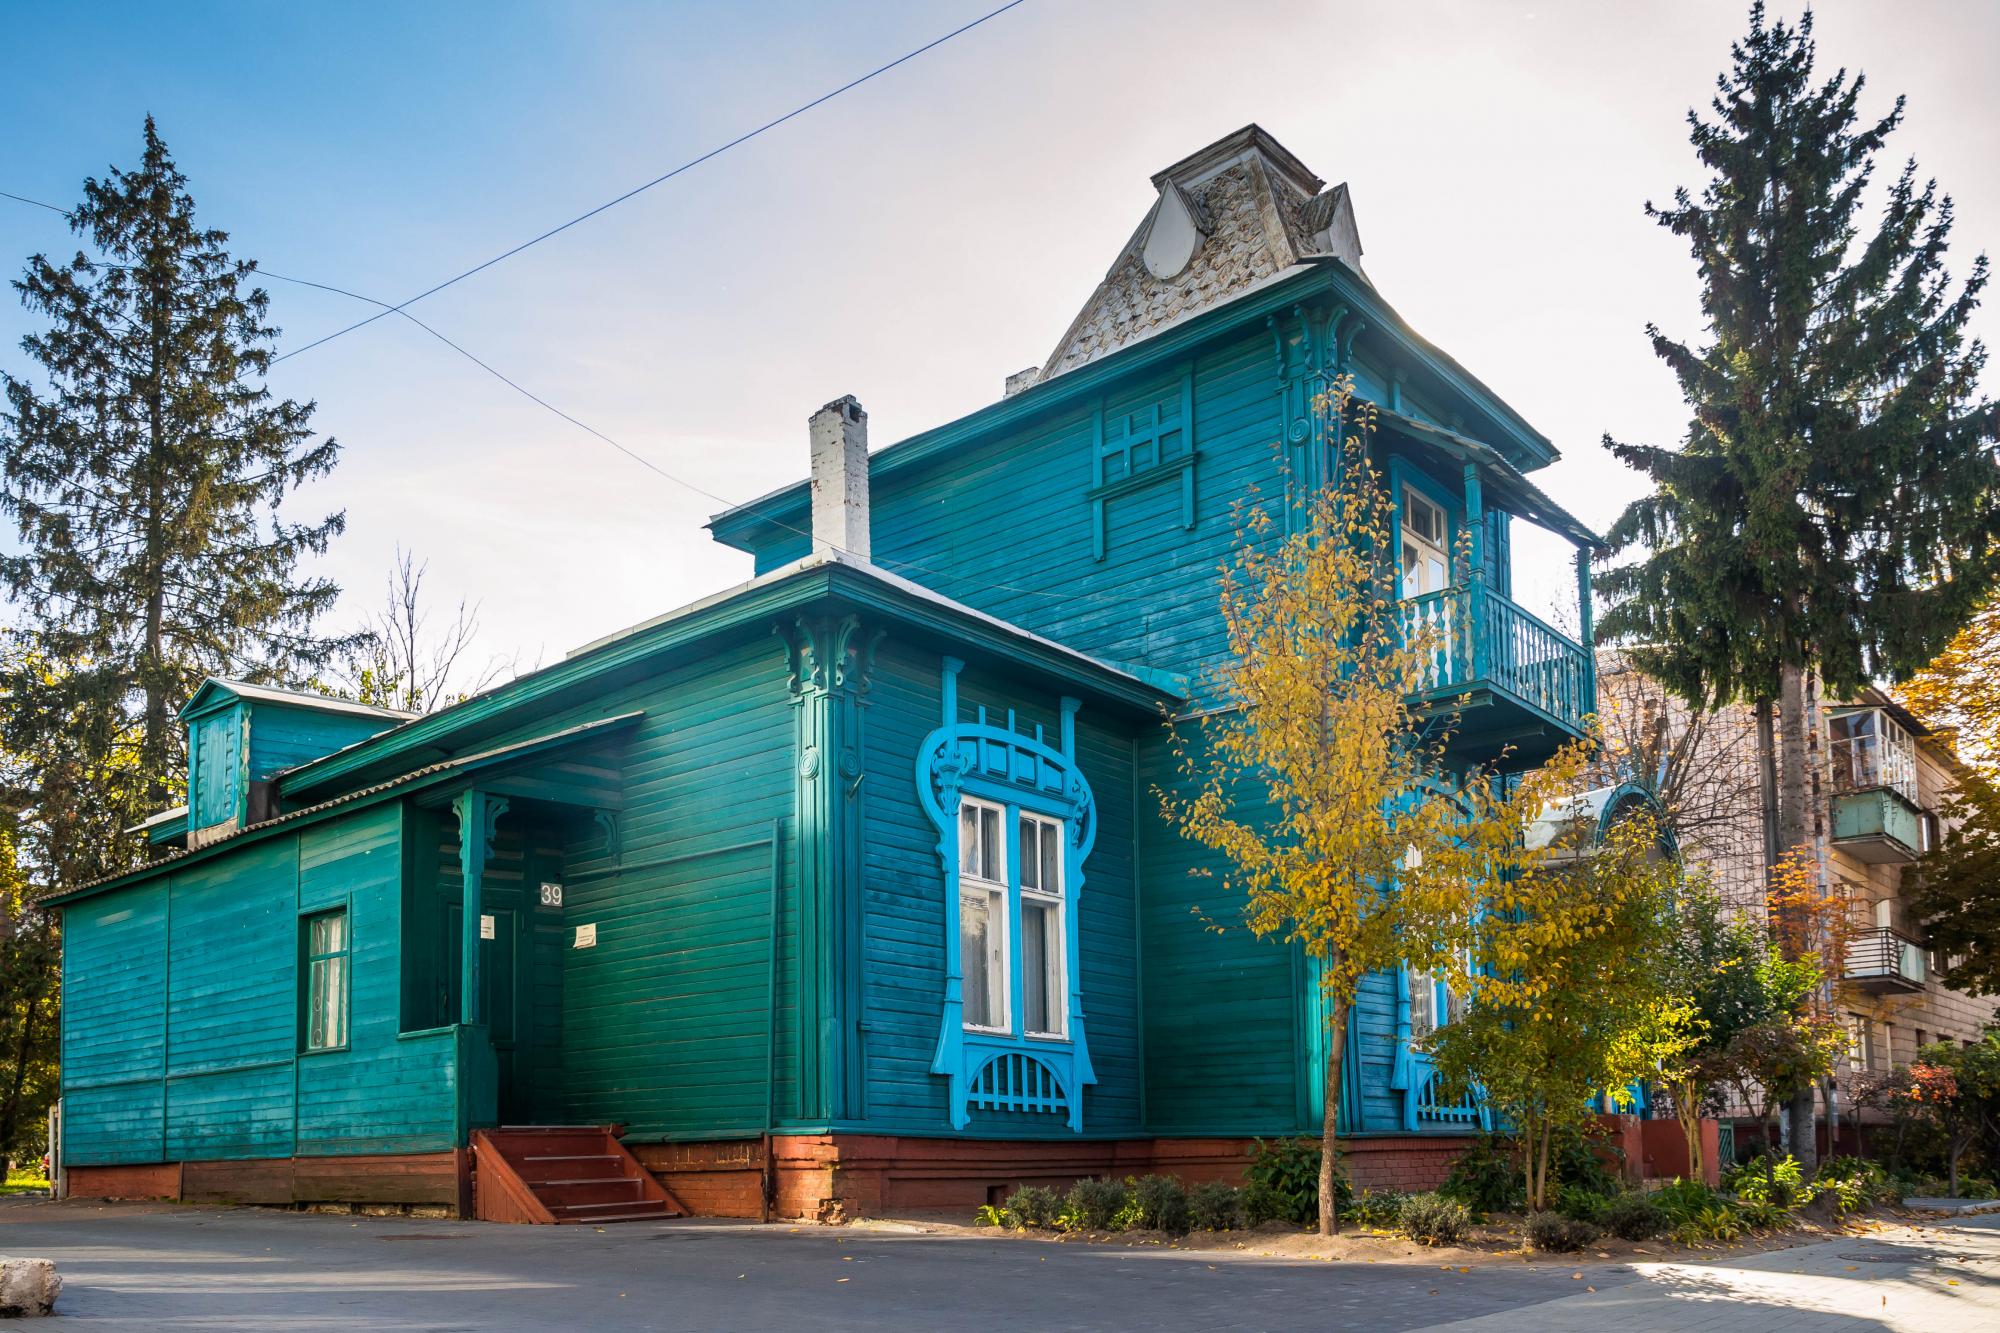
[1597,6,2000,1163]
[1,117,360,822]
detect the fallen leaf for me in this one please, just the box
[836,1277,850,1284]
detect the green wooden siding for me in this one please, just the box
[854,644,1144,1137]
[58,802,460,1167]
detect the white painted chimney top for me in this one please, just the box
[808,395,870,560]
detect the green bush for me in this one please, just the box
[1186,1181,1242,1232]
[1671,1204,1744,1245]
[1440,1134,1526,1217]
[1244,1137,1349,1227]
[973,1203,1009,1227]
[1815,1157,1899,1205]
[1132,1174,1191,1235]
[1553,1182,1610,1224]
[1005,1185,1062,1229]
[1725,1154,1804,1208]
[1601,1193,1667,1241]
[1399,1192,1473,1247]
[1062,1177,1128,1231]
[1650,1178,1724,1225]
[1348,1188,1409,1229]
[1734,1197,1793,1230]
[1548,1125,1625,1200]
[1526,1211,1601,1253]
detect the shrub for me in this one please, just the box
[973,1203,1009,1228]
[1526,1211,1601,1253]
[1245,1137,1349,1227]
[1650,1178,1724,1225]
[1816,1157,1899,1206]
[1187,1181,1242,1232]
[1005,1185,1062,1229]
[1601,1193,1667,1241]
[1670,1204,1745,1246]
[1440,1134,1526,1217]
[1725,1154,1804,1208]
[1553,1182,1610,1224]
[1065,1177,1128,1232]
[1132,1174,1191,1235]
[1548,1124,1625,1200]
[1348,1188,1409,1229]
[1734,1197,1793,1230]
[1399,1192,1473,1247]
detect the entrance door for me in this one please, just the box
[439,901,530,1121]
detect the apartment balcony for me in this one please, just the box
[1830,785,1925,864]
[1844,926,1928,994]
[1402,584,1594,766]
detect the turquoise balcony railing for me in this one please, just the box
[1401,586,1593,747]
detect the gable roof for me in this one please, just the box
[179,677,417,723]
[275,550,1185,804]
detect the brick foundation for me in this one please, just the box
[65,1151,467,1213]
[629,1132,1482,1220]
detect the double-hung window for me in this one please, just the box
[959,799,1009,1032]
[958,797,1070,1040]
[304,908,350,1051]
[1019,813,1066,1039]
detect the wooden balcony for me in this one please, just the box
[1844,926,1927,994]
[1402,585,1593,766]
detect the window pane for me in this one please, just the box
[1409,969,1435,1038]
[960,805,979,875]
[1019,819,1039,892]
[324,957,346,1047]
[961,892,992,1028]
[980,807,1001,881]
[1023,900,1052,1035]
[1040,822,1061,897]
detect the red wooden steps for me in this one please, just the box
[472,1126,687,1224]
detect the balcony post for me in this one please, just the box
[1575,545,1597,721]
[1462,463,1485,680]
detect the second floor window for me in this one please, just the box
[959,799,1008,1032]
[1401,486,1449,599]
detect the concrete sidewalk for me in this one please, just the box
[1423,1215,2000,1333]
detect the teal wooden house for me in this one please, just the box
[51,127,1600,1221]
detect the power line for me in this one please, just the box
[2,184,1134,612]
[269,0,1029,366]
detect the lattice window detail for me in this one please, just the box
[1087,365,1197,560]
[968,1052,1070,1117]
[1414,1070,1483,1127]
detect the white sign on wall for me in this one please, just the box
[478,914,495,941]
[574,922,597,949]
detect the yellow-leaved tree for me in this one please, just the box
[1164,379,1590,1234]
[1427,802,1694,1212]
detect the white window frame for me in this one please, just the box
[958,796,1010,1035]
[1400,486,1450,600]
[1019,811,1068,1040]
[1828,708,1919,805]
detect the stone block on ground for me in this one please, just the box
[0,1256,60,1316]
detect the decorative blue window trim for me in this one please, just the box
[917,657,1097,1132]
[1087,364,1196,561]
[1389,963,1491,1133]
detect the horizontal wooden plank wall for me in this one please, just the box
[457,633,801,1139]
[855,645,1144,1139]
[59,801,462,1174]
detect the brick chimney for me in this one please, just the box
[809,395,870,561]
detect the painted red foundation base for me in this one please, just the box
[65,1152,468,1213]
[630,1132,1483,1220]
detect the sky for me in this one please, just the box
[3,0,1997,678]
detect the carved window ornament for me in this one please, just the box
[917,656,1097,1131]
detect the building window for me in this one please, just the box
[304,909,350,1051]
[1400,486,1449,599]
[1019,812,1067,1039]
[1828,709,1918,804]
[958,798,1008,1033]
[1410,967,1437,1039]
[1408,952,1471,1043]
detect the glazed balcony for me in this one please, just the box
[1402,584,1594,765]
[1828,707,1929,864]
[1844,926,1927,994]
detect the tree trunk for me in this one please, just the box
[1675,1082,1705,1184]
[1519,1118,1536,1214]
[1319,987,1350,1235]
[1775,661,1819,1173]
[0,985,39,1159]
[141,296,170,812]
[1535,1116,1553,1212]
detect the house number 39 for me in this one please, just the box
[539,882,563,908]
